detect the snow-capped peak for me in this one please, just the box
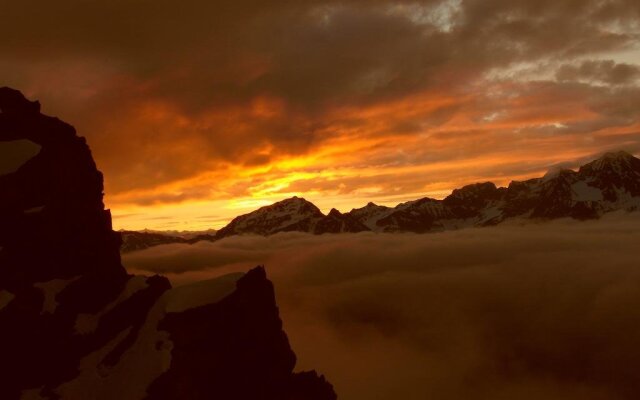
[209,150,640,239]
[582,150,637,174]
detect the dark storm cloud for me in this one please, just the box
[557,60,640,85]
[123,213,640,399]
[17,0,632,107]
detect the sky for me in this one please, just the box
[2,0,640,230]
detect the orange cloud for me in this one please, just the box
[108,82,640,231]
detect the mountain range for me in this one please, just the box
[122,150,640,252]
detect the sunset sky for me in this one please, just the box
[3,0,640,230]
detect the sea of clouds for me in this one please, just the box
[124,212,640,400]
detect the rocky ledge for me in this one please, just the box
[0,87,336,400]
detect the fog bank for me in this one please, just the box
[124,213,640,399]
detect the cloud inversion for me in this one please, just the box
[124,213,640,399]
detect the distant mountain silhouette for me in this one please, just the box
[215,152,640,235]
[0,87,335,399]
[121,150,640,252]
[215,196,369,239]
[119,230,217,252]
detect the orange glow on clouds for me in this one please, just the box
[4,0,639,232]
[108,85,640,231]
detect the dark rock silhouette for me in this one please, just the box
[146,267,297,400]
[0,87,336,400]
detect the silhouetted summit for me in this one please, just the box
[120,150,640,253]
[0,87,335,400]
[199,152,640,240]
[214,196,368,239]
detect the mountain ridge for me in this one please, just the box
[123,150,640,251]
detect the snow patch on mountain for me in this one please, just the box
[571,181,603,202]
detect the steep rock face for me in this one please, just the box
[443,182,504,219]
[146,267,300,400]
[0,88,335,400]
[529,169,594,219]
[347,202,393,230]
[501,153,640,221]
[0,87,124,290]
[579,151,640,201]
[313,209,369,234]
[373,197,454,232]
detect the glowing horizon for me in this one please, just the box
[108,147,639,231]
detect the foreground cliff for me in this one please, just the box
[0,87,335,400]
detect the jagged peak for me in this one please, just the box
[466,181,497,189]
[350,201,387,213]
[508,176,541,189]
[218,195,323,234]
[245,196,319,213]
[0,87,41,114]
[273,195,314,205]
[397,196,439,209]
[236,265,267,288]
[361,201,387,210]
[600,150,635,160]
[443,182,502,208]
[449,181,498,195]
[211,150,639,239]
[580,150,639,174]
[590,150,637,166]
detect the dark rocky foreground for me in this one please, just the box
[0,87,336,400]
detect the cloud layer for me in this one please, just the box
[124,213,640,399]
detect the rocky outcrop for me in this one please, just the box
[313,208,369,234]
[146,267,305,400]
[443,182,505,219]
[0,87,336,400]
